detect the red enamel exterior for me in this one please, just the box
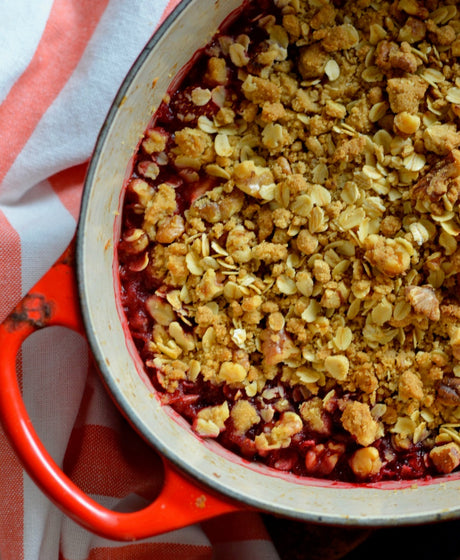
[0,242,240,541]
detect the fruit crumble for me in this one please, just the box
[118,0,460,482]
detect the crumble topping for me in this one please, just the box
[119,0,460,482]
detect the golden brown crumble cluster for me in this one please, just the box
[122,0,460,479]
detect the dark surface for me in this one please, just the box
[341,519,460,560]
[264,515,460,560]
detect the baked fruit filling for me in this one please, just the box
[118,0,460,482]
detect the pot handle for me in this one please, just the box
[0,241,240,541]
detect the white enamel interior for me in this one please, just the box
[77,0,460,526]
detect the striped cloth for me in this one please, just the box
[0,1,282,558]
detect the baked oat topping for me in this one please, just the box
[119,0,460,482]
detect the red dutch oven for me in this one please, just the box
[1,0,460,542]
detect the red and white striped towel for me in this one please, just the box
[0,1,281,558]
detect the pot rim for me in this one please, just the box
[76,0,460,528]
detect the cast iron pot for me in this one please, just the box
[1,0,460,541]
